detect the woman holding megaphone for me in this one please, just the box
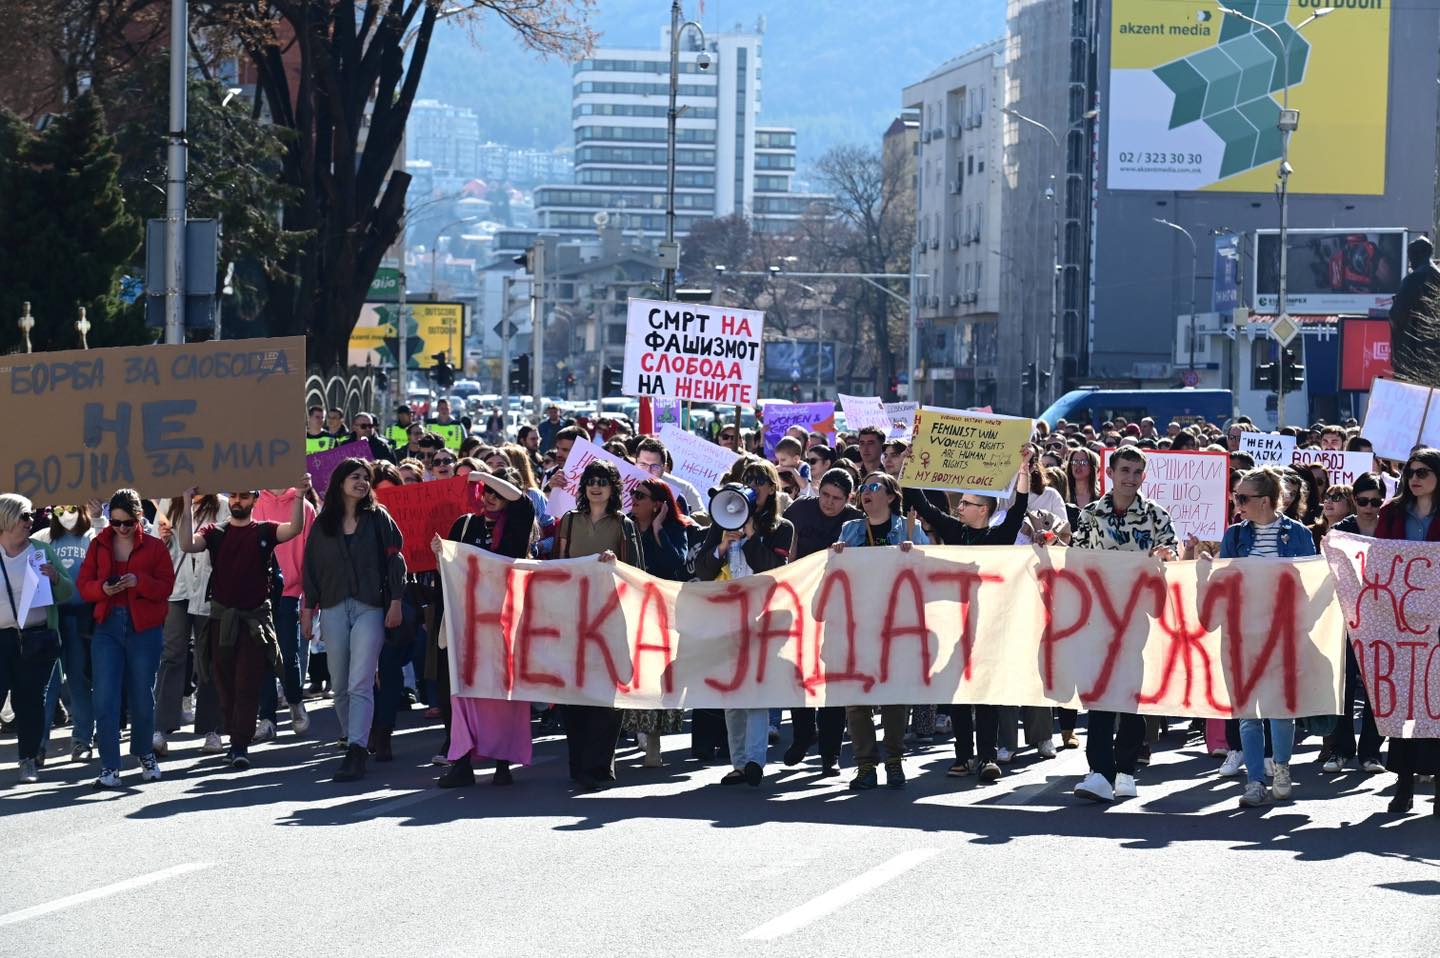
[694,457,795,787]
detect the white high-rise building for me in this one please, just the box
[535,25,825,239]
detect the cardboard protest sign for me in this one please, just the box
[900,406,1033,495]
[546,435,652,516]
[1,337,305,500]
[762,401,835,457]
[306,439,373,493]
[621,298,764,404]
[1323,532,1440,738]
[1239,432,1295,465]
[1099,450,1229,542]
[1362,377,1440,461]
[884,401,918,440]
[374,476,474,574]
[837,394,891,434]
[439,540,1345,717]
[1290,448,1375,487]
[659,424,739,499]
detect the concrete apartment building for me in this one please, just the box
[903,39,1006,409]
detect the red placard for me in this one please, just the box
[1339,317,1392,392]
[374,477,475,574]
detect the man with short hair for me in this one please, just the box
[428,398,467,451]
[305,406,334,454]
[1070,447,1178,804]
[386,406,414,449]
[538,405,567,451]
[351,413,396,464]
[545,425,585,492]
[177,476,311,770]
[1319,425,1346,451]
[635,437,702,512]
[1166,421,1182,439]
[856,426,885,476]
[324,408,349,444]
[1138,417,1157,440]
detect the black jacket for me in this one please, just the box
[783,497,862,559]
[909,490,1029,546]
[693,518,794,579]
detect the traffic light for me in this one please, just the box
[430,351,455,390]
[509,354,531,394]
[1254,360,1278,391]
[601,364,623,395]
[374,368,389,393]
[1039,365,1052,391]
[1021,361,1036,393]
[1281,347,1305,392]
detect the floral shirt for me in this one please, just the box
[1072,492,1178,556]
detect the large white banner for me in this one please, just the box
[621,298,764,405]
[439,540,1346,718]
[1363,378,1440,462]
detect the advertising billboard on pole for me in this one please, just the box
[1251,229,1405,314]
[348,302,467,368]
[1106,0,1390,195]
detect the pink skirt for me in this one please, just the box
[449,697,534,765]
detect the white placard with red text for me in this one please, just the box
[547,436,654,516]
[622,298,764,405]
[1099,450,1229,542]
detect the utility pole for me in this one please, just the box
[661,2,706,300]
[501,275,514,414]
[529,241,546,424]
[163,0,188,344]
[396,269,408,411]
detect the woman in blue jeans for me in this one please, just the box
[301,460,407,783]
[1213,467,1317,808]
[34,501,103,763]
[76,489,177,789]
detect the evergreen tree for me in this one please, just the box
[0,93,140,352]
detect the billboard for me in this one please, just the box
[349,302,467,369]
[1338,317,1393,392]
[763,341,837,383]
[1251,229,1405,314]
[1106,0,1390,194]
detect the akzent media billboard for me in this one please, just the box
[349,302,467,369]
[1106,0,1390,194]
[1251,229,1405,315]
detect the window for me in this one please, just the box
[968,154,974,175]
[577,169,715,187]
[575,104,716,119]
[576,126,716,144]
[754,174,789,192]
[754,153,795,170]
[575,80,714,97]
[754,130,796,149]
[576,146,715,166]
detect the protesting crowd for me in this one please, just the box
[2,394,1438,818]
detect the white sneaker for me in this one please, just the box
[18,758,39,784]
[1322,755,1346,773]
[1264,757,1276,778]
[996,746,1014,764]
[94,768,122,789]
[139,754,162,782]
[1037,740,1057,759]
[1271,763,1292,800]
[1239,781,1269,807]
[181,695,195,725]
[1218,750,1244,776]
[289,702,310,735]
[151,731,168,756]
[1114,772,1138,798]
[1361,758,1387,774]
[1074,771,1115,803]
[253,719,276,743]
[200,732,225,754]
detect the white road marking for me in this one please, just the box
[742,848,940,940]
[0,862,213,928]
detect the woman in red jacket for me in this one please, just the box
[77,489,177,789]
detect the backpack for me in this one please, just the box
[205,521,284,603]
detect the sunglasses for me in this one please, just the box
[719,433,737,441]
[806,457,824,466]
[744,474,773,488]
[584,476,612,487]
[111,519,138,529]
[630,491,651,502]
[1355,496,1383,508]
[860,482,885,493]
[1406,466,1435,480]
[433,457,456,466]
[1324,493,1350,503]
[1232,493,1268,505]
[355,423,374,431]
[17,511,35,523]
[56,505,79,515]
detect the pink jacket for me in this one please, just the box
[254,489,315,599]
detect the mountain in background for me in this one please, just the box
[419,0,1006,172]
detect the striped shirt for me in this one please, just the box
[1249,520,1282,557]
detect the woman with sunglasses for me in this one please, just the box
[430,467,537,788]
[77,489,177,788]
[1373,449,1440,815]
[1310,484,1354,548]
[1320,472,1387,775]
[622,478,703,767]
[0,495,75,784]
[694,458,795,787]
[554,460,641,791]
[906,446,1035,778]
[1216,467,1316,808]
[301,460,407,782]
[32,500,103,763]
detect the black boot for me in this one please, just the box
[1388,772,1414,814]
[369,726,394,762]
[333,743,368,782]
[438,754,475,788]
[1433,775,1439,817]
[493,760,513,786]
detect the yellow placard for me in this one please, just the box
[1107,0,1390,195]
[348,302,466,369]
[900,406,1033,495]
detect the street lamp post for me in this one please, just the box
[662,2,707,300]
[1001,107,1061,415]
[1153,218,1198,372]
[1216,4,1334,427]
[429,216,479,295]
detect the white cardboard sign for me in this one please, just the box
[658,424,740,500]
[1239,432,1296,465]
[547,436,654,516]
[622,298,764,405]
